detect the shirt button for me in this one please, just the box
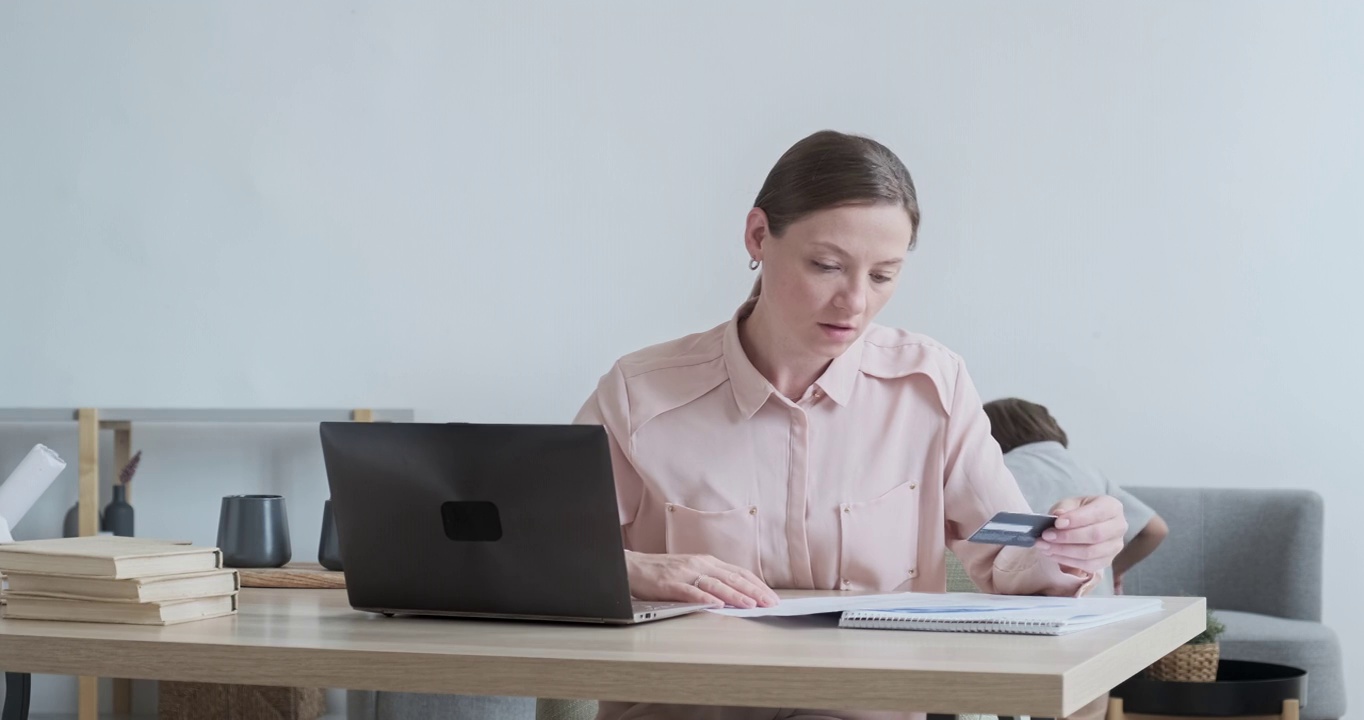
[909,484,918,491]
[909,568,918,578]
[813,389,823,399]
[841,579,851,588]
[666,504,675,512]
[842,505,850,514]
[748,506,758,516]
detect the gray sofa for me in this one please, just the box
[349,486,1347,720]
[1123,487,1345,720]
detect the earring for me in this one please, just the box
[749,258,760,271]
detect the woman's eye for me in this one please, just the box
[813,261,840,272]
[871,273,894,284]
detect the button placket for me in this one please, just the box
[785,406,814,588]
[839,503,851,589]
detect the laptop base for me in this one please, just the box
[358,600,710,625]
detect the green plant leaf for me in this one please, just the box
[1189,608,1226,645]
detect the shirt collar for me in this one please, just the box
[816,332,863,407]
[722,299,863,419]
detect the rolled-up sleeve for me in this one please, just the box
[941,360,1100,597]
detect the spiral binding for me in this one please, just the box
[839,611,1066,635]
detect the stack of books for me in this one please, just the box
[0,536,238,625]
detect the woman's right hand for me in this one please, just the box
[624,551,779,609]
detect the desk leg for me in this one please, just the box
[78,676,97,720]
[113,678,133,717]
[3,672,31,720]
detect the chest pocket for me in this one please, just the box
[837,479,920,592]
[663,502,763,580]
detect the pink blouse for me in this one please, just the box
[575,300,1096,720]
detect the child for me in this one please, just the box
[983,398,1168,595]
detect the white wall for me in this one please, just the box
[2,1,1360,716]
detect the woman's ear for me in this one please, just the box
[744,208,771,262]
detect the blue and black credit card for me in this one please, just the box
[966,511,1058,548]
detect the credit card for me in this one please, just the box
[966,511,1058,547]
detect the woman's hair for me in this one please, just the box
[748,130,920,299]
[982,398,1069,454]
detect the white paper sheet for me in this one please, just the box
[709,591,1162,621]
[708,592,926,618]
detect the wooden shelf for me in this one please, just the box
[0,408,414,423]
[0,406,410,720]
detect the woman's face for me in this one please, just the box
[746,203,914,359]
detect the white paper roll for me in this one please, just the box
[0,443,68,541]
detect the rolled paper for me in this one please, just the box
[0,444,68,542]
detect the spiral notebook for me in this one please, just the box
[839,592,1162,636]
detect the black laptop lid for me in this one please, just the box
[319,422,633,621]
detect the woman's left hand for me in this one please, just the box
[1035,495,1128,575]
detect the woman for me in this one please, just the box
[575,130,1127,720]
[983,397,1168,596]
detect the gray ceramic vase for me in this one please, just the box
[217,494,292,568]
[318,499,343,571]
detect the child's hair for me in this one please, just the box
[982,398,1069,454]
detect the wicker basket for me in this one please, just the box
[1145,642,1220,682]
[158,681,326,720]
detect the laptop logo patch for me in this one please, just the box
[440,501,503,542]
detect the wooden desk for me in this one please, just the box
[1,589,1204,718]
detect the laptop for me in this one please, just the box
[318,421,710,624]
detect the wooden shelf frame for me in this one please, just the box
[0,408,413,423]
[0,406,412,720]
